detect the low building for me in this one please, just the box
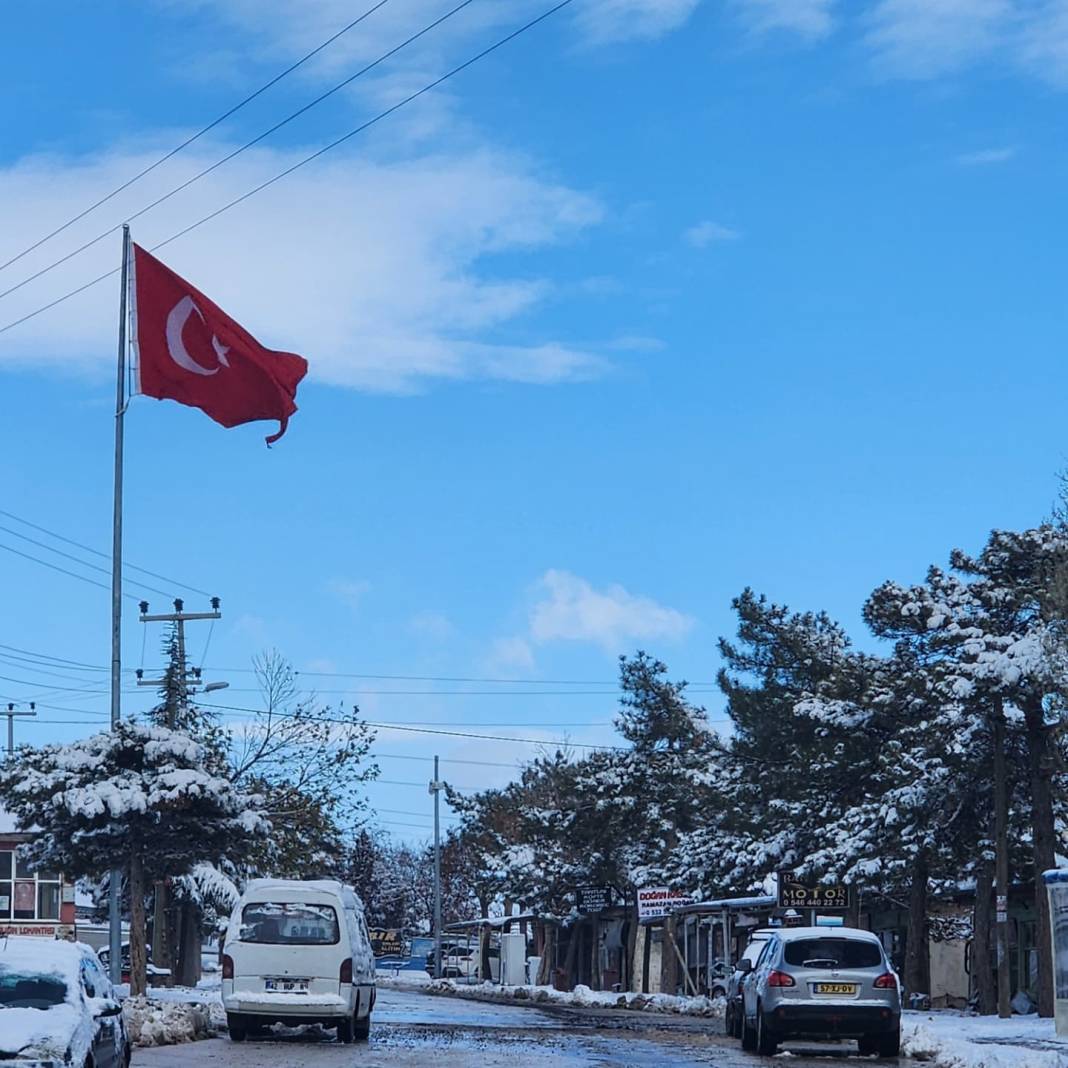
[0,807,76,938]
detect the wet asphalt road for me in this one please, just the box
[134,984,910,1067]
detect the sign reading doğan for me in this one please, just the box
[777,873,851,910]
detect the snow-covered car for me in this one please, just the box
[222,879,376,1043]
[0,935,129,1068]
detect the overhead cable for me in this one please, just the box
[0,0,577,336]
[0,0,478,303]
[0,0,395,275]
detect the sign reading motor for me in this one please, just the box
[777,873,851,910]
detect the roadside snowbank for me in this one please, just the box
[123,996,215,1047]
[903,1011,1068,1068]
[427,979,726,1018]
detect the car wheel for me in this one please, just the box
[725,1003,734,1037]
[877,1031,901,1058]
[355,1013,371,1042]
[756,1007,779,1056]
[337,1015,355,1043]
[712,984,727,1000]
[227,1013,247,1043]
[742,1011,757,1051]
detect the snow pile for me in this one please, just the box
[428,979,726,1018]
[903,1011,1068,1068]
[123,995,215,1047]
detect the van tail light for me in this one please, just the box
[874,972,897,989]
[340,958,353,984]
[222,954,234,980]
[767,970,796,987]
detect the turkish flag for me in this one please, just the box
[130,244,308,444]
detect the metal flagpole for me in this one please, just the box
[430,755,442,979]
[108,224,131,985]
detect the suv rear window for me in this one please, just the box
[240,902,340,945]
[782,938,882,969]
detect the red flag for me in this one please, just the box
[130,244,308,444]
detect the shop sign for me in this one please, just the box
[636,886,693,920]
[777,873,851,910]
[576,886,620,913]
[369,928,405,958]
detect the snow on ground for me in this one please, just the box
[423,978,726,1018]
[903,1010,1068,1068]
[123,995,215,1047]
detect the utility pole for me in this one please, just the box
[3,702,35,758]
[993,697,1011,1019]
[429,755,443,980]
[137,597,225,985]
[137,598,227,727]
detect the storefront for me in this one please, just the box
[0,813,76,938]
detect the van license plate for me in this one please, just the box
[265,978,310,993]
[814,983,857,995]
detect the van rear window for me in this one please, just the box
[782,938,882,969]
[239,902,340,945]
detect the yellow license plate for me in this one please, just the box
[814,983,857,995]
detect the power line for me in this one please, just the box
[0,523,174,597]
[0,508,212,597]
[0,641,105,671]
[0,542,137,601]
[375,807,460,822]
[0,0,577,336]
[0,0,396,276]
[199,700,627,751]
[0,0,479,302]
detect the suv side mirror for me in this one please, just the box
[735,959,753,975]
[94,998,123,1018]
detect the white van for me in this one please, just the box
[221,879,376,1043]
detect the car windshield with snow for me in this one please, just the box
[0,936,129,1068]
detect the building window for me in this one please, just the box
[0,850,61,921]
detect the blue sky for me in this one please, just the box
[0,0,1066,841]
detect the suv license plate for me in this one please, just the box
[265,978,310,993]
[814,982,857,995]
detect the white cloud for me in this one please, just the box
[529,569,694,652]
[485,636,537,672]
[865,0,1013,78]
[328,578,371,610]
[735,0,836,39]
[955,145,1018,165]
[0,141,604,391]
[574,0,703,43]
[684,220,741,247]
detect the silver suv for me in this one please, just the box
[739,927,900,1057]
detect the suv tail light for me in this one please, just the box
[340,958,353,984]
[222,954,234,980]
[874,972,897,989]
[767,970,796,987]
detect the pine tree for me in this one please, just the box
[0,721,267,994]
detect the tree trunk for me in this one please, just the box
[974,862,996,1014]
[904,851,930,997]
[129,852,148,996]
[561,922,579,991]
[1024,695,1057,1017]
[174,900,202,988]
[661,917,678,995]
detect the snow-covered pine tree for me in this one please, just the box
[0,721,268,995]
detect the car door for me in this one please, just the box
[81,958,119,1068]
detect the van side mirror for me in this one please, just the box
[735,959,753,975]
[94,998,123,1018]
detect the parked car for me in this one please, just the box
[0,935,130,1067]
[424,941,466,976]
[725,929,776,1038]
[221,878,376,1044]
[97,943,158,985]
[739,926,900,1057]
